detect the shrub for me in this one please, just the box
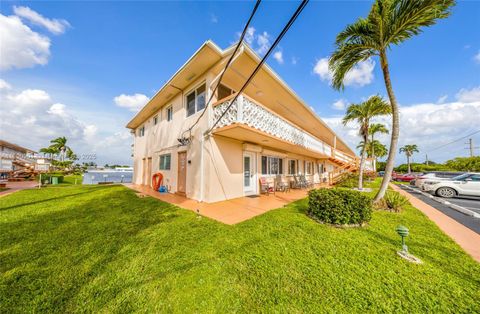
[40,173,64,184]
[378,191,410,212]
[308,188,373,226]
[336,173,358,188]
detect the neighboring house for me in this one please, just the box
[126,40,361,203]
[0,140,50,178]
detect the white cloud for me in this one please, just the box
[456,86,480,103]
[210,13,218,24]
[324,88,480,163]
[237,27,271,55]
[0,80,132,165]
[332,99,348,111]
[313,57,375,87]
[291,56,298,65]
[256,31,270,55]
[0,79,12,90]
[114,93,149,112]
[437,95,448,104]
[273,50,284,64]
[474,50,480,64]
[0,13,50,70]
[13,6,70,34]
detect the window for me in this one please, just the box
[305,161,312,175]
[319,163,325,173]
[469,175,480,181]
[288,159,297,175]
[138,126,145,137]
[166,106,173,121]
[159,154,171,170]
[217,84,233,100]
[153,115,158,125]
[186,83,206,117]
[261,156,283,175]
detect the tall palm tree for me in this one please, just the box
[49,137,72,162]
[343,95,391,190]
[39,147,57,161]
[368,123,389,171]
[400,144,419,173]
[329,0,455,202]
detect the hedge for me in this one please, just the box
[308,188,373,226]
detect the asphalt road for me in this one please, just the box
[399,185,480,235]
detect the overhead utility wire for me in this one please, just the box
[207,0,310,134]
[182,0,262,138]
[428,129,480,152]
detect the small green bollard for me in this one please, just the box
[396,225,409,253]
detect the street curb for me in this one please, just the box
[401,185,480,219]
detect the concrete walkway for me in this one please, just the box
[391,184,480,262]
[0,181,38,197]
[126,184,325,225]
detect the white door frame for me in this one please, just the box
[243,151,257,196]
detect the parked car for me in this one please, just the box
[378,171,385,177]
[415,171,464,189]
[393,173,422,182]
[422,173,480,198]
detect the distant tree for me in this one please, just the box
[368,123,389,170]
[343,95,391,190]
[39,147,57,161]
[330,0,455,201]
[445,157,480,172]
[399,144,419,173]
[357,140,388,159]
[49,137,73,162]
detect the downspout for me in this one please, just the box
[200,134,205,202]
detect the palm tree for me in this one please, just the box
[368,123,389,171]
[400,144,419,173]
[49,137,72,162]
[39,147,57,161]
[329,0,455,202]
[357,139,388,159]
[343,95,391,190]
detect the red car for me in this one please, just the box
[394,173,418,182]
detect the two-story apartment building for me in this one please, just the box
[127,40,358,203]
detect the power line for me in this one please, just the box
[428,129,480,153]
[181,0,261,139]
[207,0,310,134]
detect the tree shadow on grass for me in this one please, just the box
[0,186,113,212]
[0,190,190,312]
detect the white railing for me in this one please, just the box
[212,95,336,158]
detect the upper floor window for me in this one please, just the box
[159,154,171,170]
[166,106,173,121]
[186,83,206,117]
[262,156,283,175]
[153,115,158,125]
[138,126,145,137]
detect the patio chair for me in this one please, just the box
[300,175,314,188]
[275,175,290,192]
[259,177,274,195]
[292,175,307,189]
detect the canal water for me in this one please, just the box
[82,171,133,184]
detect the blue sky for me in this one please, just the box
[1,1,479,165]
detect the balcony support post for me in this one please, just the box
[237,94,244,123]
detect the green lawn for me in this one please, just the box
[1,183,479,313]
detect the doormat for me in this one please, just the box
[246,195,260,198]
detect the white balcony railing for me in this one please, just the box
[212,94,356,160]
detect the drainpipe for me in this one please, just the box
[200,134,205,202]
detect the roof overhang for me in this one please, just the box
[126,40,224,129]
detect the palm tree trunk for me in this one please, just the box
[374,51,400,202]
[358,143,366,190]
[407,155,411,173]
[371,134,376,172]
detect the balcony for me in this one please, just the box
[211,94,357,164]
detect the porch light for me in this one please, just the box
[395,225,409,253]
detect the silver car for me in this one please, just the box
[422,173,480,198]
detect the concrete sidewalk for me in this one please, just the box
[0,181,38,197]
[391,184,480,262]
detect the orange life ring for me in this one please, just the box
[152,173,163,191]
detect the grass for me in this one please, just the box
[1,182,479,313]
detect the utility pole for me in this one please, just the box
[425,154,429,166]
[465,138,479,157]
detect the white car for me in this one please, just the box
[415,171,464,189]
[422,173,480,198]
